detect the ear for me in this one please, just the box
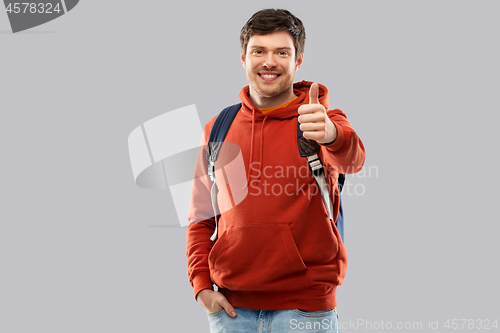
[240,49,246,68]
[295,52,304,70]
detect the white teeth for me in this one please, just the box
[261,74,278,78]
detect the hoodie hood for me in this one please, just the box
[238,80,330,119]
[237,81,330,186]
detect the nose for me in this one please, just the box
[263,53,277,68]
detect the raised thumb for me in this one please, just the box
[309,82,320,104]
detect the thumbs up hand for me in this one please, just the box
[298,83,337,144]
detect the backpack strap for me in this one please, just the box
[206,103,241,241]
[206,103,242,165]
[336,174,345,242]
[297,121,346,242]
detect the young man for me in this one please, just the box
[186,9,365,332]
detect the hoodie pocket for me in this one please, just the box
[208,223,311,291]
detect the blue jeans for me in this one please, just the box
[207,307,340,332]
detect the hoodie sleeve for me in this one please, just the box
[185,120,218,301]
[318,108,365,175]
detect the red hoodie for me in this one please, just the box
[186,81,365,311]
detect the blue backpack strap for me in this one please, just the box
[208,103,242,148]
[297,122,346,243]
[205,103,241,241]
[206,103,242,180]
[336,174,345,243]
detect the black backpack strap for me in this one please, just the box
[297,121,346,243]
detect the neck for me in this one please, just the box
[249,87,296,109]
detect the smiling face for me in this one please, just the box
[241,30,303,108]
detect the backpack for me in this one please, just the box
[206,103,346,242]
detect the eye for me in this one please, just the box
[252,50,264,55]
[278,51,289,57]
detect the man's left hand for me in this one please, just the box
[298,82,337,144]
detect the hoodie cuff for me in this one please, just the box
[192,271,214,301]
[320,120,346,152]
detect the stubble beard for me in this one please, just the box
[248,72,291,100]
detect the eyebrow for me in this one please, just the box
[249,46,293,50]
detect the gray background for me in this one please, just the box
[1,0,498,332]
